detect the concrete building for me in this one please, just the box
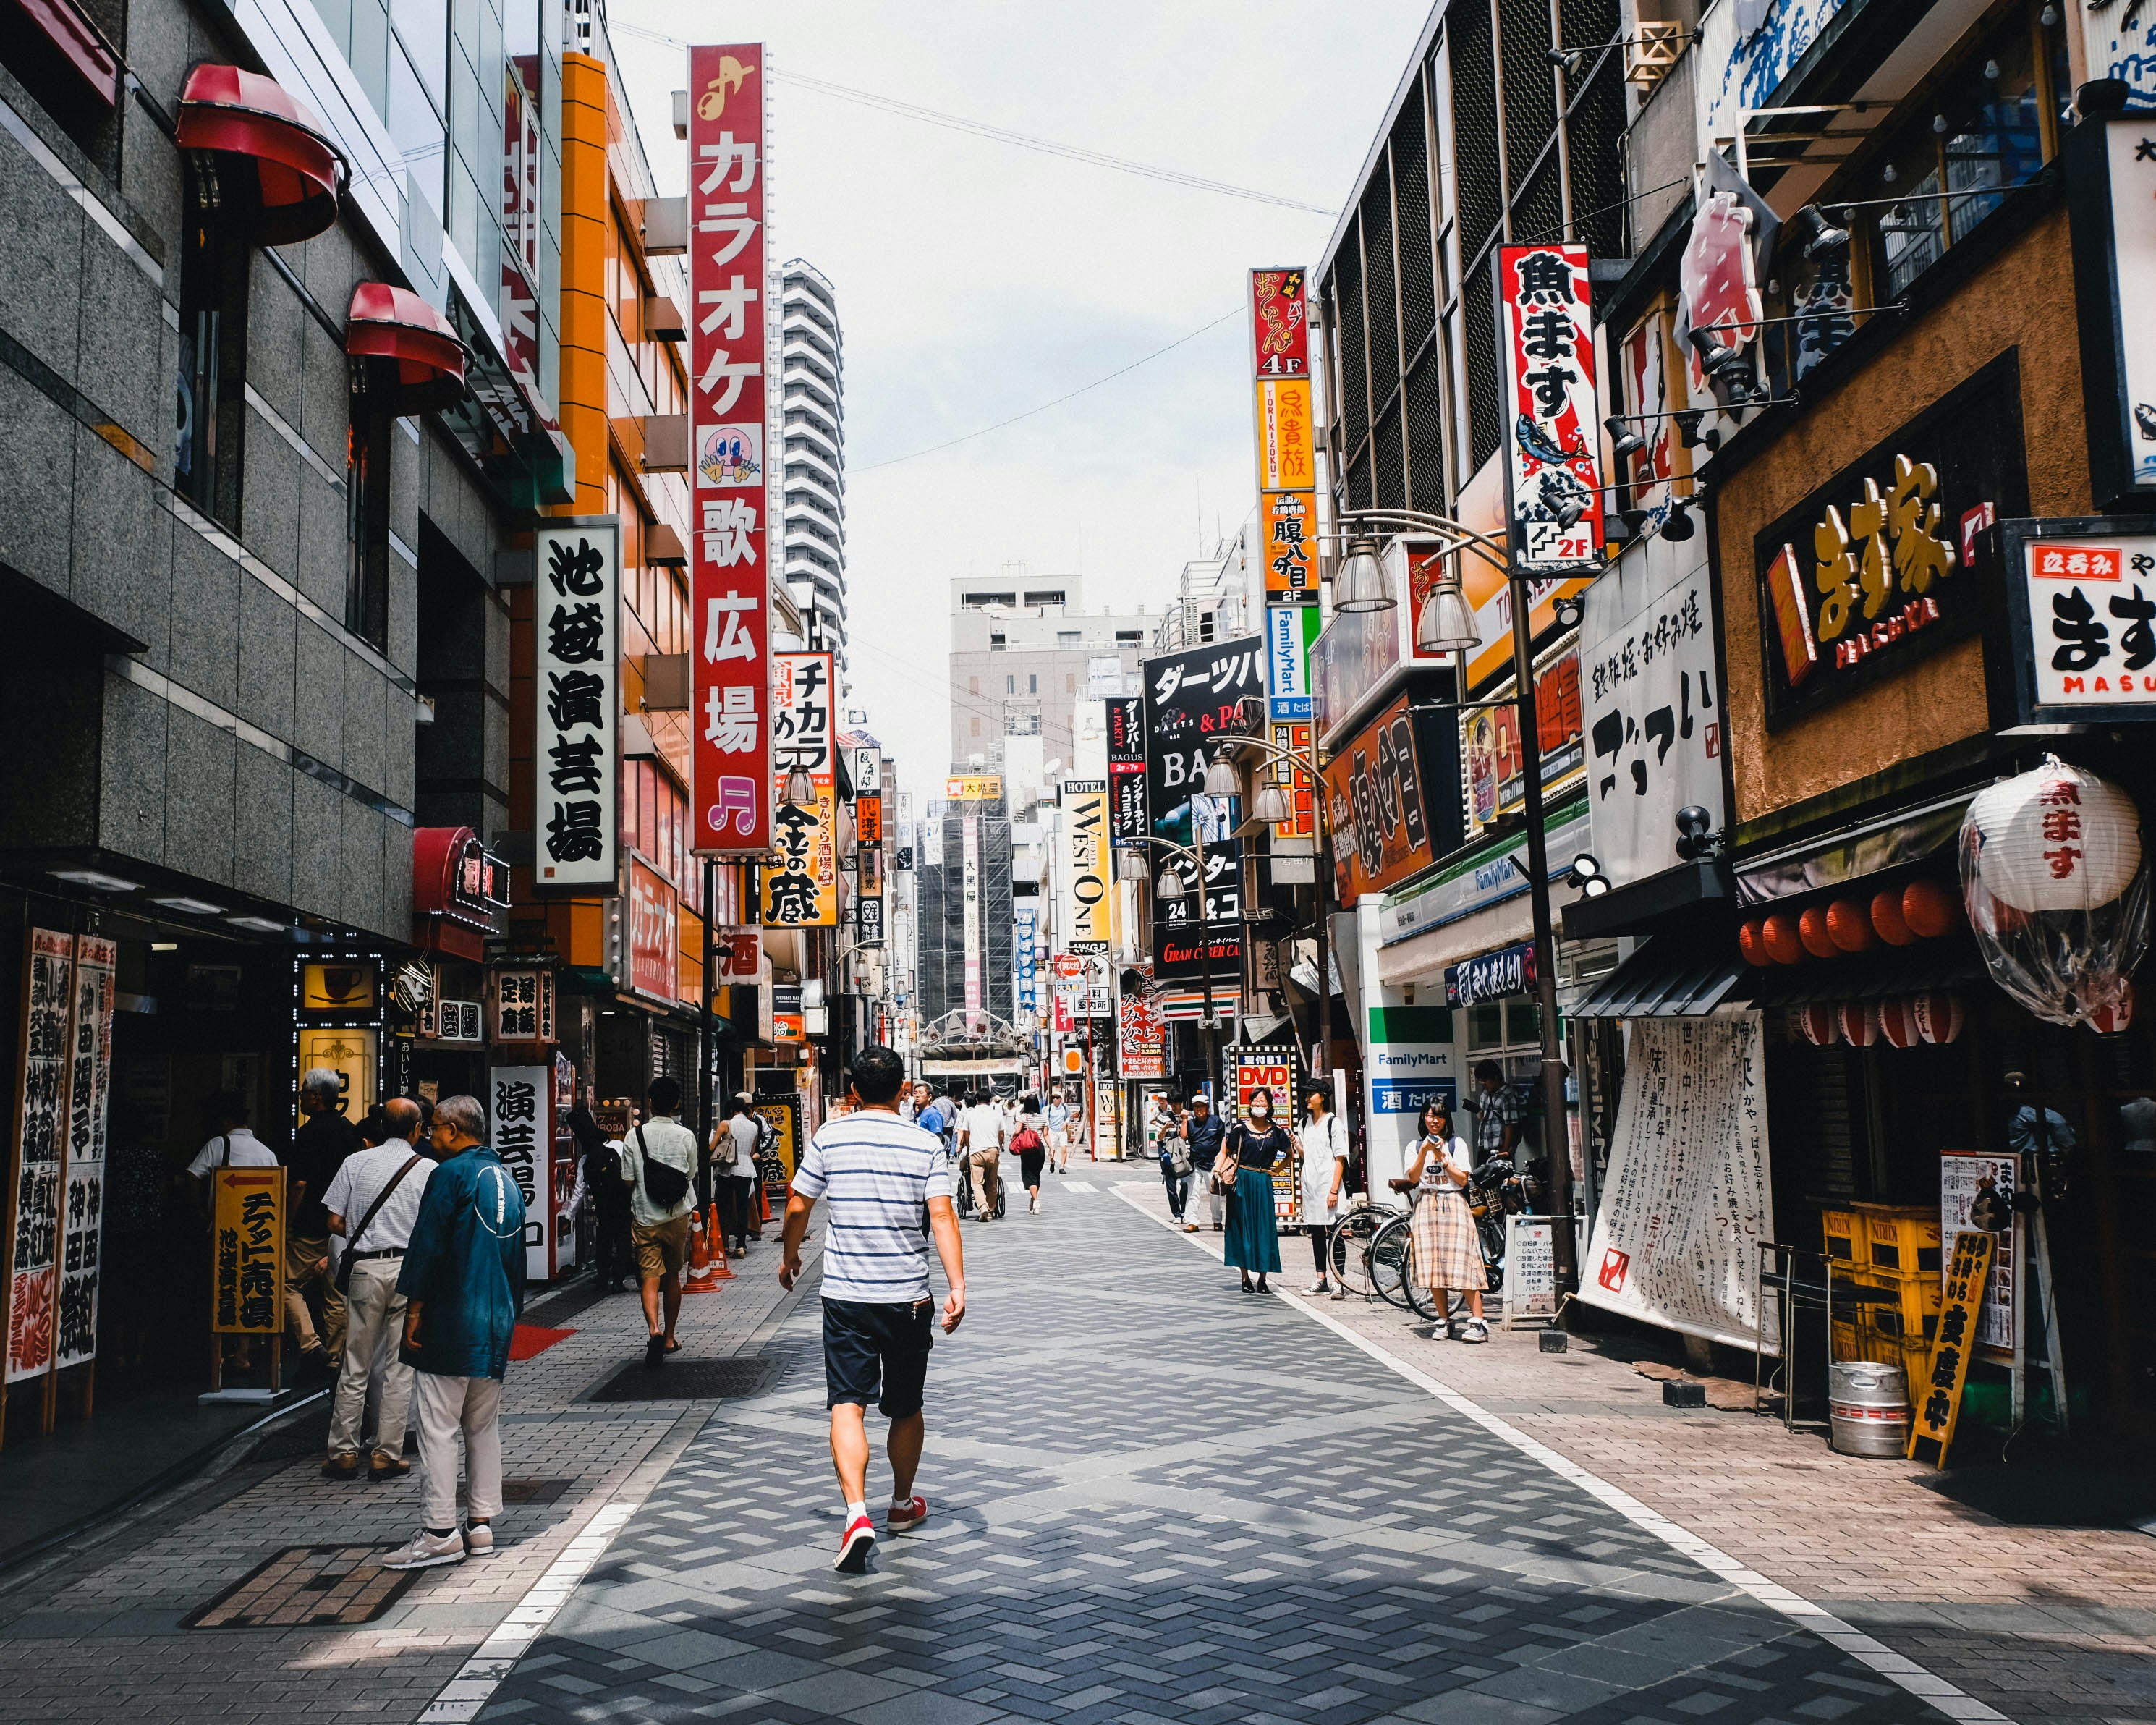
[948,569,1150,771]
[1148,530,1261,653]
[780,259,846,675]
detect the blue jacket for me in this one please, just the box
[397,1147,527,1379]
[1187,1113,1226,1164]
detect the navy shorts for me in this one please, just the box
[822,1297,935,1418]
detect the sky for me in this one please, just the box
[606,0,1433,795]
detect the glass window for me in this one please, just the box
[1467,1002,1504,1051]
[392,0,448,106]
[345,401,392,649]
[388,43,446,214]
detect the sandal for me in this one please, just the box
[665,1339,682,1353]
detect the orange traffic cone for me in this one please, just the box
[683,1207,721,1292]
[758,1183,773,1226]
[708,1203,734,1280]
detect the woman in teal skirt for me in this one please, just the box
[1223,1087,1290,1294]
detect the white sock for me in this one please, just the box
[891,1491,912,1508]
[845,1499,868,1524]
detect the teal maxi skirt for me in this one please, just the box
[1223,1167,1281,1273]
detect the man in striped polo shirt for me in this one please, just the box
[780,1043,967,1574]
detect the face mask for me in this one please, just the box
[1250,1103,1270,1119]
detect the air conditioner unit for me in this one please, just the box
[642,294,686,342]
[641,414,689,472]
[639,195,687,255]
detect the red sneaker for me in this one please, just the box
[833,1513,876,1573]
[887,1496,928,1533]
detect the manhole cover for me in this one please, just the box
[184,1545,420,1629]
[502,1477,572,1505]
[587,1355,778,1402]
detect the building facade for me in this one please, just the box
[947,572,1151,771]
[780,259,847,674]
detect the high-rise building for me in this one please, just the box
[780,260,848,675]
[948,572,1151,771]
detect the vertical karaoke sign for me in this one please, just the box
[689,42,771,857]
[1496,243,1606,572]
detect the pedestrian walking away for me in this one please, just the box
[957,1087,1006,1221]
[1397,1098,1488,1341]
[383,1093,526,1569]
[621,1077,700,1367]
[778,1043,966,1574]
[319,1095,434,1481]
[568,1101,634,1292]
[1219,1085,1289,1294]
[1296,1085,1349,1295]
[1013,1092,1046,1213]
[713,1094,763,1257]
[1158,1101,1194,1225]
[1184,1093,1226,1232]
[284,1067,362,1380]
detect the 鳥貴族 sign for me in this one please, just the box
[1496,244,1605,572]
[2000,518,2156,724]
[533,521,620,890]
[689,43,771,857]
[1753,354,2026,725]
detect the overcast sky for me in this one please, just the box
[608,0,1432,793]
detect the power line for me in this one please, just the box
[605,21,1334,216]
[854,306,1243,473]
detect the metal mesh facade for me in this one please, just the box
[912,807,1013,1027]
[1319,0,1627,509]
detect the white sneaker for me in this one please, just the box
[381,1528,465,1570]
[464,1522,494,1557]
[1304,1279,1330,1295]
[1459,1318,1490,1344]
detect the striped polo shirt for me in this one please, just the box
[791,1110,954,1305]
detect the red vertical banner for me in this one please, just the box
[1495,242,1605,572]
[689,43,771,856]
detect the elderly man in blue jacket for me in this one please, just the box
[383,1093,526,1570]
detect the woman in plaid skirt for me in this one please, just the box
[1403,1100,1488,1342]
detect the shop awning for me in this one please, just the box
[176,64,341,244]
[347,282,467,412]
[1733,792,1971,907]
[11,0,117,108]
[1566,940,1753,1019]
[1751,941,1986,1006]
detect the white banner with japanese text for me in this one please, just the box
[533,520,619,891]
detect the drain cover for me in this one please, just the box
[587,1355,778,1402]
[184,1545,420,1629]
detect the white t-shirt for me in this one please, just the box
[321,1140,436,1255]
[1416,1135,1472,1193]
[1299,1114,1349,1222]
[961,1104,1007,1157]
[790,1111,953,1304]
[717,1113,760,1175]
[187,1127,278,1178]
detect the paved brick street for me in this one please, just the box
[0,1180,2149,1724]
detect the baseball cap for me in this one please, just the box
[1191,1093,1210,1106]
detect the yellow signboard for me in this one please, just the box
[749,1093,801,1197]
[212,1166,287,1334]
[761,787,839,927]
[1909,1228,1993,1466]
[294,1027,377,1124]
[945,776,1003,802]
[300,962,376,1013]
[1255,379,1316,491]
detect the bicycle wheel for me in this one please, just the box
[1478,1215,1507,1293]
[1328,1207,1398,1298]
[1367,1213,1415,1309]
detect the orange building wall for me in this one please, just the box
[1713,206,2094,826]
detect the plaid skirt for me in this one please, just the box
[1410,1188,1483,1290]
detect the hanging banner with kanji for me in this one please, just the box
[689,41,772,857]
[55,935,114,1370]
[533,520,620,891]
[1496,243,1606,572]
[7,931,74,1381]
[1249,268,1318,604]
[762,651,838,926]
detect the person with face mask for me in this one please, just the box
[1221,1087,1289,1294]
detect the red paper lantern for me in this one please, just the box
[2088,980,2136,1036]
[1877,996,1922,1049]
[1738,920,1771,967]
[1763,912,1807,965]
[1838,1001,1881,1046]
[1826,899,1877,953]
[1902,878,1961,940]
[1799,907,1838,959]
[1797,1004,1840,1046]
[1872,889,1916,946]
[1912,992,1964,1044]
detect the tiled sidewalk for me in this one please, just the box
[0,1229,820,1725]
[1112,1177,2156,1724]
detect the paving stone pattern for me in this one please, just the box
[473,1184,1958,1725]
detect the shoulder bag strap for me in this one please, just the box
[218,1134,231,1167]
[346,1153,424,1253]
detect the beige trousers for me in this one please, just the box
[284,1233,347,1360]
[328,1256,412,1459]
[412,1371,504,1530]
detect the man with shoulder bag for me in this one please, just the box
[1184,1093,1226,1234]
[1159,1106,1195,1226]
[712,1095,763,1258]
[320,1097,434,1481]
[620,1077,700,1368]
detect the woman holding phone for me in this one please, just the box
[1399,1099,1488,1341]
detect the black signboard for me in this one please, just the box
[1752,352,2026,729]
[1153,842,1243,980]
[856,895,885,946]
[1139,636,1262,833]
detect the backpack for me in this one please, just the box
[1011,1125,1043,1154]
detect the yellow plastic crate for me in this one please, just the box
[1855,1203,1942,1276]
[1822,1208,1862,1266]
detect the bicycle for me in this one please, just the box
[1325,1200,1401,1300]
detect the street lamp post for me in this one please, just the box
[1318,508,1581,1296]
[1220,728,1336,1088]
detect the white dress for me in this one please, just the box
[1299,1114,1348,1225]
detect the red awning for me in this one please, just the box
[10,0,117,107]
[176,64,341,245]
[347,282,467,412]
[412,826,506,959]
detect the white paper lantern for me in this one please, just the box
[1838,1001,1880,1047]
[1966,760,2142,914]
[1911,991,1964,1045]
[1877,997,1922,1049]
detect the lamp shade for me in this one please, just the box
[1872,889,1916,946]
[1826,899,1877,953]
[1796,1004,1840,1046]
[1332,538,1394,612]
[1414,577,1480,653]
[1202,752,1242,797]
[1838,1001,1880,1047]
[782,766,815,804]
[1154,867,1186,901]
[1762,912,1805,965]
[1250,783,1291,826]
[1911,992,1964,1044]
[1798,907,1838,959]
[1737,919,1771,967]
[1117,847,1150,883]
[1901,878,1961,938]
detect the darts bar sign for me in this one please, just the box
[534,520,619,891]
[689,41,771,857]
[1495,244,1605,572]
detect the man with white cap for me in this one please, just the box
[1184,1093,1226,1233]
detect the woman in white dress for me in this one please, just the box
[1296,1086,1349,1295]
